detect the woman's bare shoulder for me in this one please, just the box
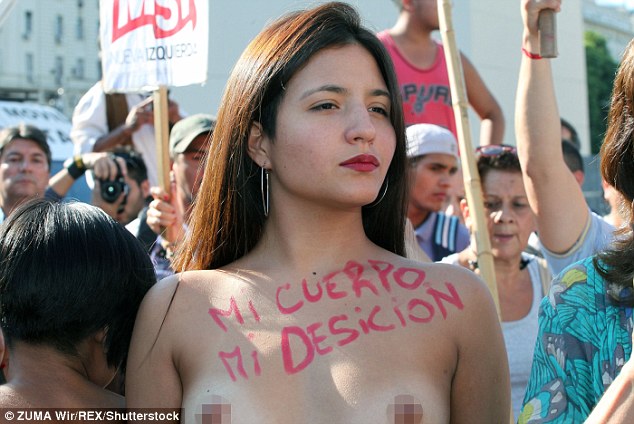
[386,254,494,305]
[384,253,482,281]
[128,269,239,380]
[133,270,234,336]
[145,270,232,302]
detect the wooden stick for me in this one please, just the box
[153,85,178,243]
[153,85,171,192]
[437,6,513,422]
[538,9,558,58]
[437,0,500,315]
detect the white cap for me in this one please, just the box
[406,123,459,160]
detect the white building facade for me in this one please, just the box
[585,0,634,61]
[0,0,100,114]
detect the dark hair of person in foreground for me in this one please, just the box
[0,198,155,407]
[597,37,634,306]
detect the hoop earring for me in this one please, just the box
[366,179,388,208]
[261,167,270,217]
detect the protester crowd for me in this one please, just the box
[0,0,633,422]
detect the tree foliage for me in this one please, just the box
[585,30,618,154]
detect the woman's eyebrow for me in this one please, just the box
[369,88,390,99]
[300,84,347,100]
[300,85,390,100]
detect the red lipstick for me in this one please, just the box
[340,154,379,172]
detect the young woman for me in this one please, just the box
[441,146,551,419]
[0,199,155,407]
[126,3,510,422]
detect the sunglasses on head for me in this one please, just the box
[475,145,517,158]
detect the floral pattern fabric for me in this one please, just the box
[518,256,633,423]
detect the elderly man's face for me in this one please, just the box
[173,134,208,206]
[0,139,50,209]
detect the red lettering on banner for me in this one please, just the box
[112,0,197,43]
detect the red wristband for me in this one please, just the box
[522,47,542,60]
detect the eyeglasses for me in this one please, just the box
[475,145,517,158]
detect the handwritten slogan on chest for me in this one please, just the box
[208,260,464,381]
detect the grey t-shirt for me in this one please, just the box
[540,208,616,276]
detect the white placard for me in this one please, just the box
[0,101,73,161]
[100,0,208,93]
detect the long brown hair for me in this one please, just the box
[173,2,407,272]
[595,38,634,305]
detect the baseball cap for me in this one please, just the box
[406,123,459,160]
[169,114,216,158]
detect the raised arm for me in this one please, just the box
[462,54,505,146]
[92,97,154,152]
[515,0,588,254]
[48,152,127,199]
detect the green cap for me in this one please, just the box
[169,114,216,159]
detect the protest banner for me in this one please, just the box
[99,0,209,191]
[100,0,208,92]
[0,100,73,161]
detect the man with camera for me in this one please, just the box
[90,150,151,227]
[0,123,136,224]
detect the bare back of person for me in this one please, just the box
[127,249,508,423]
[0,386,124,424]
[0,343,125,411]
[0,385,123,409]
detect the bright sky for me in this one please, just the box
[595,0,634,9]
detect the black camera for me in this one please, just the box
[99,162,129,204]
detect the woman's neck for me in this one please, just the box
[243,205,378,273]
[493,257,527,287]
[464,250,527,282]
